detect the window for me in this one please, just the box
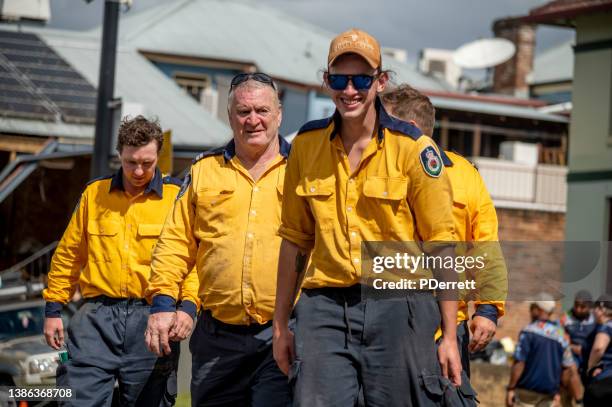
[174,72,210,103]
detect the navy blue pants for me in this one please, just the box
[56,297,179,407]
[292,286,477,407]
[189,311,292,407]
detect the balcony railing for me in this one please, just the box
[471,157,567,212]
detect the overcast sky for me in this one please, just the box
[47,0,574,65]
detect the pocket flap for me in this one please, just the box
[138,224,164,237]
[363,177,407,200]
[88,220,119,236]
[296,178,334,197]
[453,188,468,208]
[420,374,444,396]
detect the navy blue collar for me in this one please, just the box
[223,135,291,163]
[110,167,163,198]
[329,96,421,142]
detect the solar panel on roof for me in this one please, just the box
[0,29,97,124]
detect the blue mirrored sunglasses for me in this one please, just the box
[327,74,377,91]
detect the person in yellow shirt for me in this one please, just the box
[273,29,471,406]
[381,84,507,376]
[144,73,292,406]
[43,116,199,406]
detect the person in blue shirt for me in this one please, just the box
[561,290,596,373]
[506,297,576,407]
[584,294,612,407]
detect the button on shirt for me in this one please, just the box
[279,98,455,289]
[147,137,290,325]
[43,168,200,313]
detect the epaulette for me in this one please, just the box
[192,146,224,164]
[163,175,182,186]
[384,116,422,140]
[441,150,454,167]
[297,116,334,135]
[86,174,113,186]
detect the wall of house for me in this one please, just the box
[564,13,612,305]
[279,87,309,136]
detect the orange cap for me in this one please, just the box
[328,28,381,69]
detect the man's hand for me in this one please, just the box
[273,324,295,375]
[469,315,496,352]
[169,310,194,341]
[506,389,515,407]
[145,312,176,356]
[44,317,64,350]
[437,336,462,387]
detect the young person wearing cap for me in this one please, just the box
[145,73,292,406]
[380,84,507,377]
[506,297,576,407]
[273,29,465,406]
[584,294,612,406]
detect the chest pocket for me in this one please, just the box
[87,219,119,262]
[296,177,335,230]
[138,224,164,263]
[196,182,236,238]
[363,176,408,201]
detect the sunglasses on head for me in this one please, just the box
[327,73,379,91]
[230,72,276,91]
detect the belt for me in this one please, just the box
[203,310,271,334]
[84,295,148,306]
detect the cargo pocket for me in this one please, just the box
[296,177,334,230]
[420,370,479,406]
[288,359,302,387]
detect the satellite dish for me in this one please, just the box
[453,38,516,69]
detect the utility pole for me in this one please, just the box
[90,0,121,178]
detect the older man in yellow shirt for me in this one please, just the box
[145,73,292,406]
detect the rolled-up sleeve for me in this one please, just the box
[407,137,455,246]
[278,140,315,250]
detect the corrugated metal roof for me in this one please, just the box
[0,24,231,149]
[115,0,451,92]
[429,96,569,123]
[528,40,574,85]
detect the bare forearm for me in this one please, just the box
[588,347,605,370]
[274,239,309,327]
[508,361,525,388]
[439,300,458,338]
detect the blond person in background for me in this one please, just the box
[381,84,507,376]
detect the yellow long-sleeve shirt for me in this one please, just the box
[146,137,290,325]
[43,168,199,316]
[443,151,507,326]
[280,98,456,289]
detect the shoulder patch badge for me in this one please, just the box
[176,173,191,200]
[419,146,443,178]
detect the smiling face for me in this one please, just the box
[325,53,387,122]
[119,140,159,192]
[228,82,282,153]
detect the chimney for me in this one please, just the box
[492,17,535,97]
